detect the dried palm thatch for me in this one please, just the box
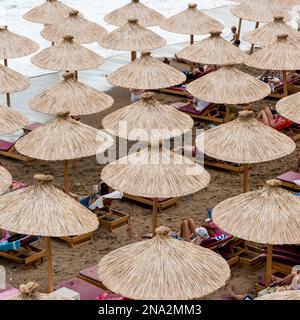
[12,282,69,300]
[104,0,165,27]
[187,66,270,104]
[177,31,245,65]
[160,3,223,35]
[213,179,300,244]
[245,34,300,71]
[107,52,186,90]
[273,0,300,9]
[23,0,74,25]
[276,93,300,124]
[0,64,30,93]
[256,290,300,300]
[243,16,300,47]
[41,10,107,44]
[30,72,114,116]
[102,92,193,141]
[0,26,39,59]
[0,166,12,195]
[15,113,113,161]
[196,110,295,164]
[231,0,291,23]
[99,19,166,52]
[101,145,210,198]
[0,106,28,135]
[31,36,104,71]
[98,226,230,300]
[0,174,99,237]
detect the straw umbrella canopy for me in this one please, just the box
[0,166,12,195]
[276,93,300,124]
[29,72,114,116]
[12,282,69,300]
[244,34,300,97]
[41,10,107,44]
[256,290,300,300]
[107,52,186,90]
[0,26,39,62]
[0,174,99,292]
[15,113,113,194]
[0,64,30,107]
[31,35,104,72]
[98,226,230,300]
[243,16,300,47]
[177,31,245,65]
[0,106,28,135]
[213,179,300,286]
[231,0,290,53]
[104,0,165,27]
[160,3,223,45]
[101,145,210,235]
[23,0,74,25]
[99,18,166,61]
[102,92,193,142]
[195,110,295,192]
[187,65,271,105]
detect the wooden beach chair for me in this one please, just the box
[78,265,107,290]
[268,75,300,99]
[0,122,42,162]
[276,171,300,191]
[171,101,235,124]
[59,232,94,248]
[97,208,130,232]
[123,194,177,211]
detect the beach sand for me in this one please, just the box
[1,61,298,299]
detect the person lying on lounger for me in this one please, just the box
[129,88,145,102]
[180,96,211,113]
[257,106,287,128]
[259,70,281,92]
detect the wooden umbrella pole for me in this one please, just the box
[243,164,249,193]
[190,34,194,45]
[265,244,273,287]
[283,70,288,97]
[250,22,259,54]
[237,18,242,37]
[45,237,54,293]
[131,51,137,62]
[75,70,78,80]
[152,198,158,237]
[4,59,10,107]
[64,160,70,195]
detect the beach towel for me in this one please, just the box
[88,191,123,210]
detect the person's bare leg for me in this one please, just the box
[180,220,192,241]
[187,218,196,234]
[260,110,271,126]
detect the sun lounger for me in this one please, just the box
[271,245,300,275]
[155,68,214,98]
[0,122,42,162]
[0,284,19,300]
[255,272,285,292]
[172,102,235,124]
[276,171,300,191]
[123,194,177,211]
[269,75,300,99]
[0,235,45,266]
[59,232,94,248]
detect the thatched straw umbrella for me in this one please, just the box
[0,174,99,292]
[31,35,104,72]
[23,0,74,25]
[102,92,193,142]
[0,64,30,107]
[177,31,245,65]
[12,282,69,300]
[104,0,165,27]
[0,106,28,135]
[160,3,223,45]
[244,34,300,97]
[30,72,114,116]
[187,65,271,105]
[213,179,300,286]
[101,145,210,235]
[195,110,295,192]
[15,113,113,194]
[276,93,300,124]
[99,18,166,61]
[107,52,186,90]
[231,0,290,53]
[0,166,12,195]
[256,290,300,300]
[98,226,230,300]
[243,16,300,47]
[41,10,107,44]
